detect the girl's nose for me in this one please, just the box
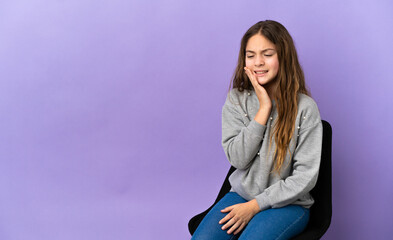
[255,56,264,66]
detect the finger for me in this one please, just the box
[222,217,236,230]
[244,67,255,78]
[234,222,246,235]
[219,212,232,225]
[243,67,250,77]
[221,205,235,213]
[244,67,253,79]
[227,220,241,234]
[244,68,258,87]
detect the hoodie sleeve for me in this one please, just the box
[221,91,267,170]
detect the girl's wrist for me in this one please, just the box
[249,199,261,214]
[259,105,272,111]
[254,107,271,126]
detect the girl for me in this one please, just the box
[191,20,323,240]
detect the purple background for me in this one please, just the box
[0,0,392,239]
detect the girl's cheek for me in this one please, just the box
[245,60,252,69]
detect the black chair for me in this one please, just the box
[189,120,332,239]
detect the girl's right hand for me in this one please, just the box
[244,67,272,110]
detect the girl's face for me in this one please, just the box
[245,34,279,86]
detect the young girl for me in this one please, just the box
[191,20,323,240]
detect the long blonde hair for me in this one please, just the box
[230,20,311,173]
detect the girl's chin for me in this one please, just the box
[257,77,276,86]
[257,80,268,85]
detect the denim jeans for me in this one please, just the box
[191,192,309,240]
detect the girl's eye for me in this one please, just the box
[246,55,254,58]
[264,54,272,57]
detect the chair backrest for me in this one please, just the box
[291,120,332,239]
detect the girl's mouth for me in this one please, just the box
[255,70,268,76]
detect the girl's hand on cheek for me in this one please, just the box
[244,67,272,110]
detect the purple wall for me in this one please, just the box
[1,0,392,239]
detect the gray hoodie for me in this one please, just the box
[222,88,323,211]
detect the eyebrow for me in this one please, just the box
[245,48,275,54]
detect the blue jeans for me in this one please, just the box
[191,192,309,240]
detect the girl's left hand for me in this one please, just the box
[219,199,260,235]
